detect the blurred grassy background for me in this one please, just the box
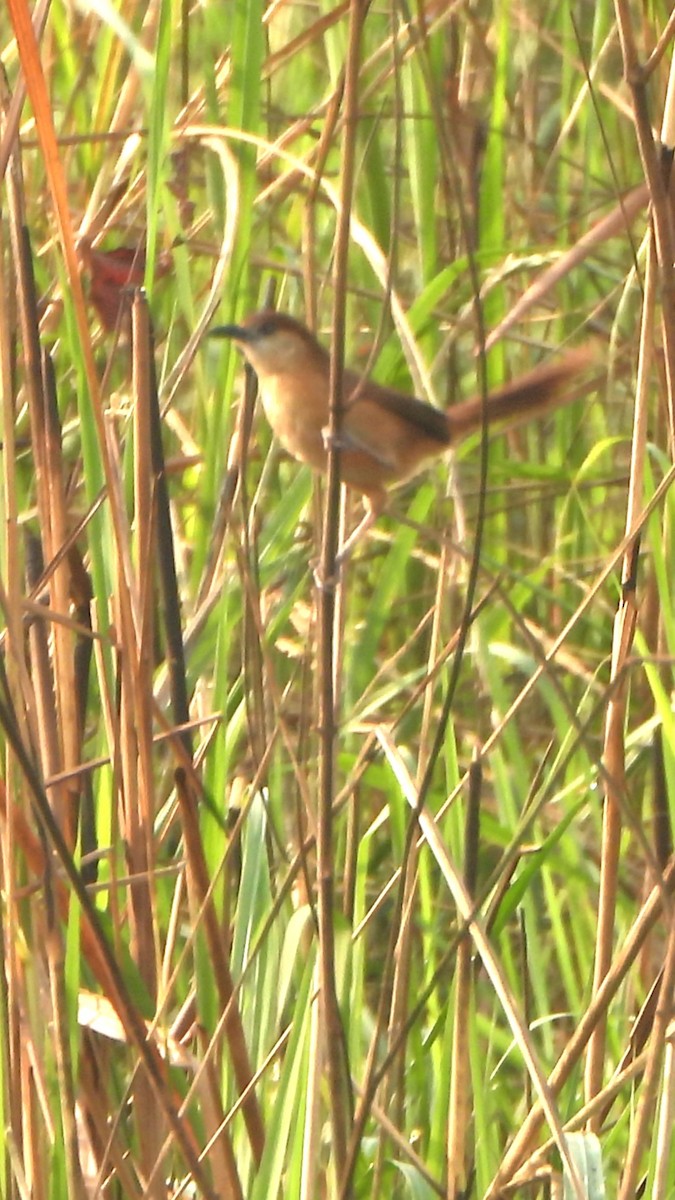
[1,1,674,1197]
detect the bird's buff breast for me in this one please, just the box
[258,377,328,473]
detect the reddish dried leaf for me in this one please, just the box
[79,241,172,331]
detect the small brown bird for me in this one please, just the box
[211,310,591,559]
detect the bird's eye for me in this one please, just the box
[256,318,277,338]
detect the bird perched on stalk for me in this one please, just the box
[211,310,592,562]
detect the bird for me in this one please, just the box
[210,310,592,561]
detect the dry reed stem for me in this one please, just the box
[585,221,655,1118]
[316,0,369,1185]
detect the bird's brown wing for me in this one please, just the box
[343,369,451,446]
[334,369,453,492]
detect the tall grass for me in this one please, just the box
[1,1,674,1197]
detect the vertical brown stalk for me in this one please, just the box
[129,292,164,1194]
[316,0,369,1185]
[614,2,675,435]
[40,349,79,841]
[585,240,653,1113]
[446,754,481,1198]
[8,178,77,840]
[128,291,159,991]
[144,303,193,760]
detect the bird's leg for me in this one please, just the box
[335,495,383,567]
[319,427,386,567]
[335,510,375,567]
[313,497,382,587]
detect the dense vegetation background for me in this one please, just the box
[2,0,675,1196]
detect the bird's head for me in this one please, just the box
[210,309,328,377]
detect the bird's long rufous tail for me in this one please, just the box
[447,346,594,443]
